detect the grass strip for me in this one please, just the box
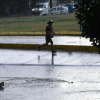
[0,13,80,35]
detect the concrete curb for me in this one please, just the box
[0,32,81,36]
[0,43,99,52]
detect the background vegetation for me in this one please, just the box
[0,13,80,33]
[75,0,100,48]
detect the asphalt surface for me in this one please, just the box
[0,49,100,100]
[0,49,100,66]
[0,36,100,100]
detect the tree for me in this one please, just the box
[75,0,100,50]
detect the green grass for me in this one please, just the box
[0,13,79,33]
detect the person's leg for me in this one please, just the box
[49,39,53,51]
[37,37,49,50]
[49,38,57,52]
[40,42,48,47]
[40,37,49,47]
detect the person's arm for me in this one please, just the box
[51,30,56,34]
[51,26,56,34]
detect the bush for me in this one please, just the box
[75,0,100,48]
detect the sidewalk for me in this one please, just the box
[0,36,99,52]
[0,36,91,45]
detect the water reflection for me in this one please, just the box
[51,53,57,65]
[37,52,57,65]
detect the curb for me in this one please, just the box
[0,32,81,36]
[0,43,99,52]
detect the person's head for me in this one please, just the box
[47,20,54,25]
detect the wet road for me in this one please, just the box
[0,49,100,100]
[0,36,92,46]
[0,49,100,66]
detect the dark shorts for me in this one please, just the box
[46,35,52,42]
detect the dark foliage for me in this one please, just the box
[75,0,100,48]
[0,0,36,15]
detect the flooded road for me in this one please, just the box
[0,49,100,100]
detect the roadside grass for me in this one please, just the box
[0,13,80,35]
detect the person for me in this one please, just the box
[37,20,56,52]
